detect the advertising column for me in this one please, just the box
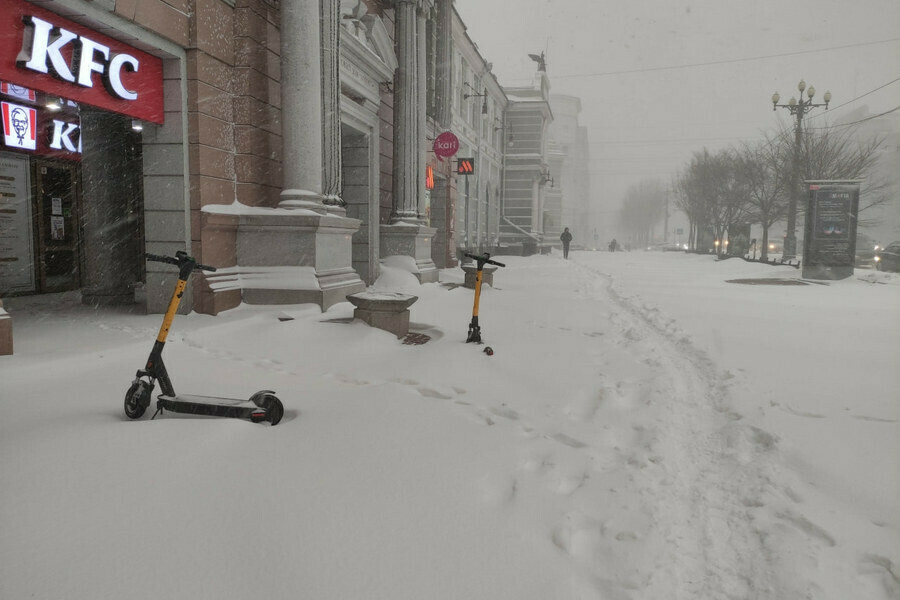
[802,180,861,280]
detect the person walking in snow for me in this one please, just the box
[560,227,573,259]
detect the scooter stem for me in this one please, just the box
[156,278,187,344]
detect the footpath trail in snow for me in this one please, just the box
[501,258,778,599]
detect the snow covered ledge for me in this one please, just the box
[0,298,11,355]
[194,203,365,315]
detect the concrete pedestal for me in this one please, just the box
[347,292,418,338]
[462,265,497,289]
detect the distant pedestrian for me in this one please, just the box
[608,238,617,252]
[560,227,573,259]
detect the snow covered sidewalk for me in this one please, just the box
[1,252,898,599]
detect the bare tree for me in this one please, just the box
[619,178,666,247]
[675,149,750,254]
[736,134,790,260]
[799,124,891,226]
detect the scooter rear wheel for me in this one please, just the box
[124,381,151,419]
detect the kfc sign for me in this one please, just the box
[19,15,141,101]
[0,0,163,123]
[49,119,81,153]
[2,101,36,150]
[1,100,81,158]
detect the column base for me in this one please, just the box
[194,208,364,314]
[380,223,439,283]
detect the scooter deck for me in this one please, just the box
[157,394,265,419]
[160,393,254,407]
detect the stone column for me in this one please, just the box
[390,0,420,223]
[204,0,365,312]
[382,0,438,283]
[416,5,428,219]
[434,0,452,126]
[321,0,344,210]
[278,0,326,211]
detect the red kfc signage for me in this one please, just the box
[2,101,37,150]
[1,96,82,160]
[433,131,459,161]
[0,0,164,124]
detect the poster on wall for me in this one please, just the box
[0,151,35,293]
[50,216,64,240]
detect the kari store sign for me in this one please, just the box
[433,131,459,161]
[0,0,164,124]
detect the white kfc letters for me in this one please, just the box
[17,15,140,101]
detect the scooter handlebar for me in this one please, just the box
[145,253,179,266]
[144,253,217,272]
[464,252,506,268]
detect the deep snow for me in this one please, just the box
[1,251,898,599]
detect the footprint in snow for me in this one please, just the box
[489,406,520,420]
[416,387,454,400]
[776,511,836,547]
[858,554,900,598]
[548,432,588,449]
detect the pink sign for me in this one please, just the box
[433,131,459,161]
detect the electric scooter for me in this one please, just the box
[464,252,505,350]
[124,251,284,425]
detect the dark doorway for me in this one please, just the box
[33,159,81,293]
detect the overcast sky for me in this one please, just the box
[454,0,900,216]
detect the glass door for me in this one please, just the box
[34,159,81,292]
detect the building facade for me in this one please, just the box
[0,0,590,354]
[449,7,506,258]
[0,0,453,320]
[549,94,592,248]
[499,66,554,253]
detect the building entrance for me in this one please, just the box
[33,158,81,293]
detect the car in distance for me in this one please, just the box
[645,242,687,252]
[855,248,877,268]
[874,242,900,272]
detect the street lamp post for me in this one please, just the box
[771,80,831,260]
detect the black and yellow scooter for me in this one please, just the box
[124,251,284,425]
[464,252,505,351]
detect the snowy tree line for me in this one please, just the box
[617,122,892,260]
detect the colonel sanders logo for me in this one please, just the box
[2,101,37,150]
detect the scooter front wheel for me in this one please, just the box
[250,394,284,426]
[124,381,152,419]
